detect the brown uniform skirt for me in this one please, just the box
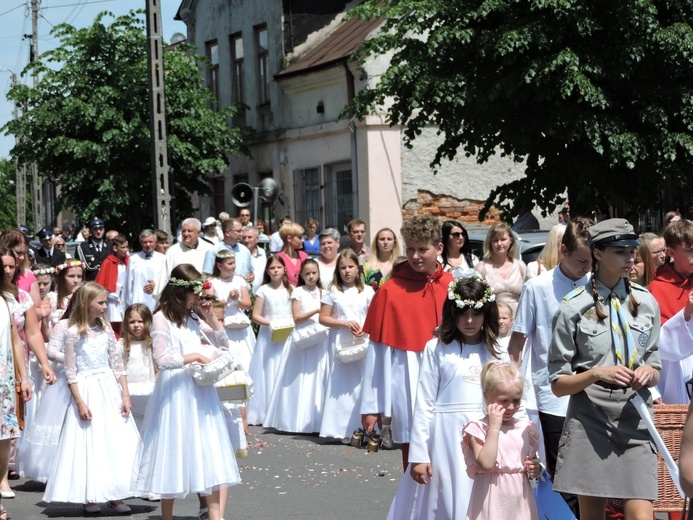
[553,383,657,500]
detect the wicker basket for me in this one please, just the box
[653,404,688,512]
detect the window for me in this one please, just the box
[255,25,269,104]
[230,33,244,104]
[206,40,219,107]
[293,167,322,227]
[212,176,225,217]
[324,162,356,232]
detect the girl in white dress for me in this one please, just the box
[17,267,82,482]
[132,264,239,520]
[387,273,500,520]
[17,300,75,483]
[265,259,330,433]
[119,304,156,430]
[208,249,255,371]
[319,250,374,441]
[247,255,293,426]
[43,282,139,514]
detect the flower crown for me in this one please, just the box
[168,277,211,294]
[55,260,86,274]
[447,270,496,310]
[32,266,55,276]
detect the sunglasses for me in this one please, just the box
[55,243,66,248]
[449,232,465,239]
[199,295,217,302]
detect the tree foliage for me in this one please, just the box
[0,159,19,230]
[3,10,246,230]
[349,0,693,218]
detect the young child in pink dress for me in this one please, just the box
[463,361,541,520]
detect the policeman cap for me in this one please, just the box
[88,218,105,229]
[37,228,52,241]
[588,218,640,248]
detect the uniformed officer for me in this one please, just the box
[35,228,66,268]
[548,218,661,519]
[76,218,111,281]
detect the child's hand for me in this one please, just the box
[524,456,541,478]
[197,354,212,365]
[410,463,433,485]
[40,296,52,319]
[487,403,505,430]
[228,289,240,301]
[20,379,32,402]
[42,365,57,385]
[344,320,363,336]
[121,396,131,417]
[78,402,92,422]
[685,290,693,321]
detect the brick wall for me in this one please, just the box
[402,190,502,225]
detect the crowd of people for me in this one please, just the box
[0,207,689,519]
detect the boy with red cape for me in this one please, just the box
[360,215,453,469]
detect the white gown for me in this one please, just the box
[132,313,240,498]
[120,339,156,431]
[17,320,71,482]
[210,275,256,370]
[44,324,140,503]
[246,285,292,426]
[264,286,330,433]
[319,285,374,439]
[387,339,494,520]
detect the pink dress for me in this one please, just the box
[277,251,308,286]
[463,417,539,520]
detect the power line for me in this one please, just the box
[0,3,25,18]
[42,0,120,9]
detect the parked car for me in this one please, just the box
[465,226,549,264]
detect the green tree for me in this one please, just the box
[349,0,693,218]
[0,159,19,230]
[3,10,246,231]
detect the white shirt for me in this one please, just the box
[512,264,588,416]
[249,247,267,295]
[269,231,283,253]
[124,251,166,311]
[154,239,212,298]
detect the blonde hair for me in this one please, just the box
[537,225,566,271]
[482,222,517,261]
[279,223,305,241]
[497,302,514,319]
[364,228,401,272]
[481,360,524,403]
[69,282,109,334]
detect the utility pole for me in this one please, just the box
[145,0,172,235]
[0,68,24,226]
[30,0,42,231]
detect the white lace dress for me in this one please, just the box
[210,275,256,371]
[132,313,240,498]
[319,285,374,439]
[17,319,72,482]
[120,339,156,431]
[44,324,140,503]
[265,286,330,433]
[246,285,293,426]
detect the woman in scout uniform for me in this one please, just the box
[549,218,661,520]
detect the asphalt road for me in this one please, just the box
[3,426,403,519]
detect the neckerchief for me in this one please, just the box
[609,292,637,368]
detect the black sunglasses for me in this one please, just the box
[449,232,465,239]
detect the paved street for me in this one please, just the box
[4,426,403,519]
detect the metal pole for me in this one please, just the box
[145,0,172,235]
[30,0,42,230]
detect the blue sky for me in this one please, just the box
[0,0,186,159]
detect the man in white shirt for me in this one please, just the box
[269,215,291,253]
[155,218,212,297]
[239,208,253,227]
[202,219,254,280]
[242,226,267,295]
[124,229,166,311]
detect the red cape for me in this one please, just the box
[95,253,129,293]
[363,261,453,351]
[648,262,693,324]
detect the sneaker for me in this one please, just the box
[381,426,394,449]
[144,492,161,502]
